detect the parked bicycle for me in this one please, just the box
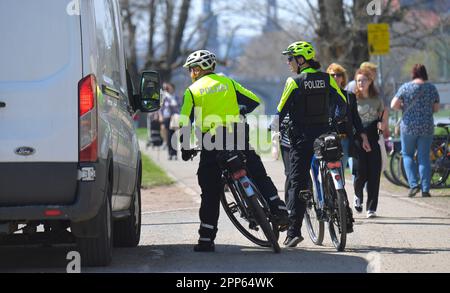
[185,148,281,253]
[385,123,450,189]
[303,132,351,252]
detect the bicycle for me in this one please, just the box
[303,132,351,252]
[184,148,281,253]
[387,123,450,189]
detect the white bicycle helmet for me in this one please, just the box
[183,50,216,70]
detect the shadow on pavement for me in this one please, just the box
[0,243,368,273]
[0,245,75,272]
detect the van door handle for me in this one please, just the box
[0,102,6,108]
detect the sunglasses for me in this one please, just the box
[287,56,294,62]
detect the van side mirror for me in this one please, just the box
[136,71,161,113]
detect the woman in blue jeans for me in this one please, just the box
[391,64,440,197]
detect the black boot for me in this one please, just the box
[193,241,215,252]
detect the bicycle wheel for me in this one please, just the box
[246,189,281,253]
[326,174,347,252]
[304,171,324,245]
[390,151,409,188]
[383,168,398,185]
[221,180,280,250]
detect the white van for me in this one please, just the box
[0,0,161,266]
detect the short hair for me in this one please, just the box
[326,63,348,87]
[411,64,428,81]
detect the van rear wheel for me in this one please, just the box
[77,183,113,267]
[113,163,142,247]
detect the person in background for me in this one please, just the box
[352,68,388,219]
[346,62,378,94]
[146,111,163,148]
[132,112,140,129]
[161,82,180,160]
[326,63,371,172]
[269,113,292,206]
[390,64,440,198]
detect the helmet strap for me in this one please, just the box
[296,57,306,74]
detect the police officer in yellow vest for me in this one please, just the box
[179,50,289,252]
[276,41,348,247]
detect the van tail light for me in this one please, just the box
[79,75,98,162]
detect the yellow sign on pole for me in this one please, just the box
[368,23,390,55]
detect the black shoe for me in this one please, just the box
[283,236,304,247]
[408,186,420,197]
[422,192,431,197]
[193,241,215,252]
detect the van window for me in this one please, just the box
[0,1,80,82]
[93,0,126,95]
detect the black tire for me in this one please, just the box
[304,172,324,245]
[77,185,113,267]
[220,181,279,251]
[383,169,398,186]
[328,185,347,252]
[113,161,142,247]
[247,193,281,253]
[390,151,409,187]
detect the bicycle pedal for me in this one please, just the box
[299,190,313,201]
[249,221,259,231]
[317,210,329,221]
[278,223,289,232]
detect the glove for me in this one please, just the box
[181,149,196,161]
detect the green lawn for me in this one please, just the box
[141,153,174,188]
[136,128,147,141]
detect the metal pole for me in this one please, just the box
[377,55,384,101]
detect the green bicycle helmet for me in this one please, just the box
[282,41,315,60]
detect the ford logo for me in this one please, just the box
[15,147,35,156]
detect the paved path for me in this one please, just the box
[0,144,448,273]
[136,145,450,273]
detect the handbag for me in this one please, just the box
[378,134,388,171]
[169,113,180,130]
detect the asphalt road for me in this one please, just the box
[0,144,449,273]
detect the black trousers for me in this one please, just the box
[197,148,280,242]
[353,138,382,212]
[286,140,315,238]
[163,118,177,157]
[280,145,291,203]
